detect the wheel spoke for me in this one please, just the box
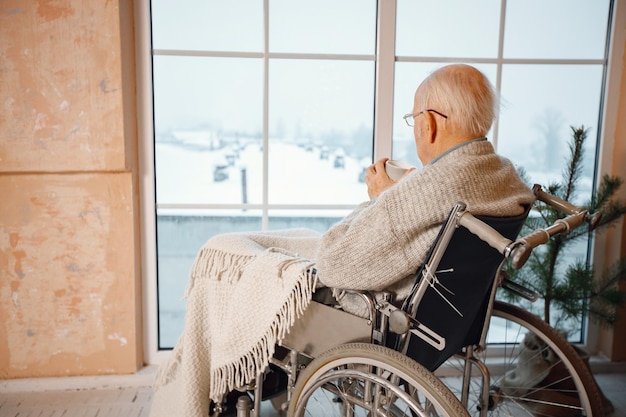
[436,302,603,416]
[288,343,469,417]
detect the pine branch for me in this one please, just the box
[508,124,626,329]
[589,258,626,325]
[589,175,623,211]
[562,126,586,202]
[585,175,626,233]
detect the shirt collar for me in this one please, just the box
[428,137,488,165]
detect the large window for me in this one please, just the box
[146,0,615,350]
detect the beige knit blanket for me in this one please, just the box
[150,228,321,417]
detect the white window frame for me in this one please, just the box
[136,0,626,365]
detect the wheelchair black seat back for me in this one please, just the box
[397,205,529,372]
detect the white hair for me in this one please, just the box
[415,64,499,138]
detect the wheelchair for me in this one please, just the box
[216,184,607,417]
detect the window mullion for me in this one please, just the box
[373,0,397,161]
[492,0,508,150]
[262,0,270,230]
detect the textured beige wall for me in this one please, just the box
[0,0,141,378]
[0,174,139,376]
[594,4,626,361]
[0,1,128,171]
[608,26,626,362]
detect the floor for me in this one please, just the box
[0,365,625,417]
[596,373,626,416]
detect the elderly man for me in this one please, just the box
[149,64,534,417]
[316,63,534,316]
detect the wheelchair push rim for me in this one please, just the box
[288,342,470,417]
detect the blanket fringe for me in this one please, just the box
[186,248,255,298]
[209,266,316,402]
[153,340,183,388]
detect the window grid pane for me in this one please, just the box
[396,0,502,58]
[150,0,613,349]
[151,0,263,52]
[151,2,378,349]
[503,0,611,59]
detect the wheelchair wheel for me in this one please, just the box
[287,342,470,417]
[437,301,605,417]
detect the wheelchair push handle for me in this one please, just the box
[457,212,516,255]
[511,210,588,269]
[456,184,600,270]
[458,210,587,270]
[456,212,529,269]
[509,184,601,269]
[533,184,602,230]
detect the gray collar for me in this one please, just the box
[428,137,488,165]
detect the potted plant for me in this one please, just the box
[498,126,626,415]
[505,125,626,334]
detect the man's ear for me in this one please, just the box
[425,111,437,143]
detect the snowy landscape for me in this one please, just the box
[155,131,374,208]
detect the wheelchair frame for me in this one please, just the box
[218,184,606,417]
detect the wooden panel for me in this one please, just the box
[0,1,127,172]
[0,173,140,377]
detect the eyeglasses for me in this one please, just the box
[403,109,448,127]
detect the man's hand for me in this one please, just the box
[365,158,415,199]
[365,158,395,199]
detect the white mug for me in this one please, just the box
[385,160,414,181]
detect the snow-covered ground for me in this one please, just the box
[155,140,369,207]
